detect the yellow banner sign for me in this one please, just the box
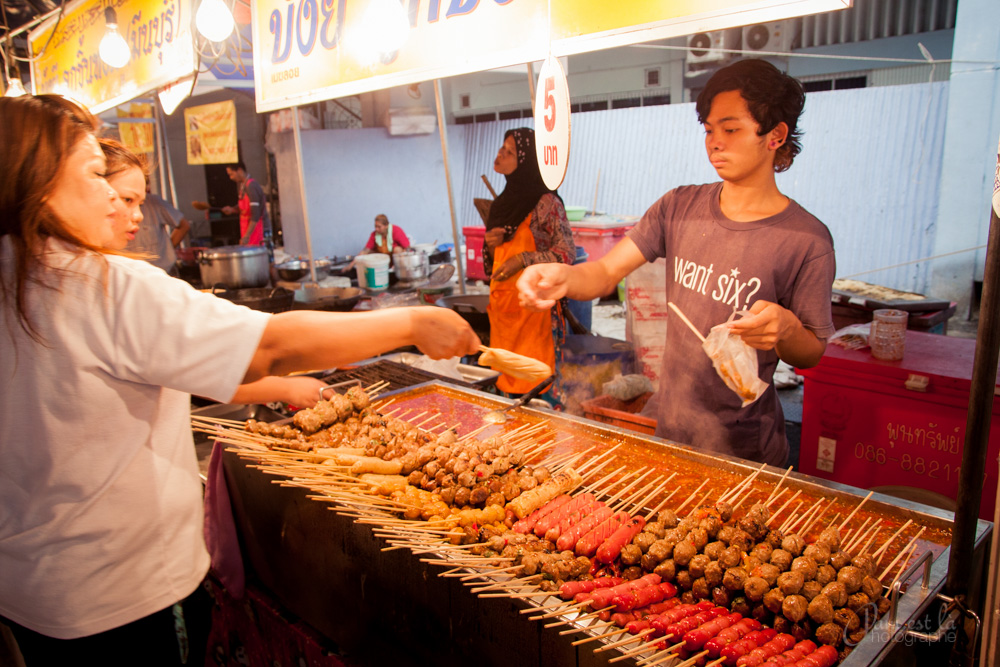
[184,100,238,165]
[251,0,548,112]
[117,103,155,154]
[28,0,196,114]
[252,0,847,112]
[549,0,851,55]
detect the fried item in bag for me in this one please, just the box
[477,346,552,383]
[701,311,769,407]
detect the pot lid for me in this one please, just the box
[201,245,269,258]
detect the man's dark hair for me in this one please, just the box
[695,59,806,172]
[226,160,247,172]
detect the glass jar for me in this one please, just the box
[869,309,907,361]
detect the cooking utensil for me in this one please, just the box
[198,245,270,289]
[478,345,552,383]
[192,200,225,212]
[293,285,364,311]
[215,286,295,313]
[276,258,332,282]
[394,250,430,281]
[483,375,554,423]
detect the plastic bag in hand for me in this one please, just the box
[701,310,769,408]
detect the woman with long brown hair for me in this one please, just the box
[0,94,479,665]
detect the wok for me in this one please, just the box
[293,286,364,311]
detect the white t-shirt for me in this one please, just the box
[0,237,271,639]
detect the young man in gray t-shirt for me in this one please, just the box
[517,59,836,466]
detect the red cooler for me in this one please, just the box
[798,330,1000,520]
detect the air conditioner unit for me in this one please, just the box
[686,30,738,65]
[742,22,793,54]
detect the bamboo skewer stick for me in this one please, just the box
[878,527,926,581]
[838,491,874,530]
[719,462,768,505]
[675,478,710,514]
[764,466,794,505]
[577,444,622,475]
[873,519,914,565]
[800,499,835,538]
[855,524,884,557]
[841,516,875,553]
[619,475,670,515]
[571,626,629,647]
[766,489,801,527]
[645,487,681,521]
[668,301,706,343]
[591,627,655,650]
[585,465,628,496]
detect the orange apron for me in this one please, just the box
[487,215,555,394]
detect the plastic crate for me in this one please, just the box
[462,226,488,281]
[580,392,656,435]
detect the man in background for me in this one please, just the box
[126,185,191,276]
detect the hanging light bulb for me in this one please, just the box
[4,76,27,97]
[196,0,235,43]
[99,7,131,68]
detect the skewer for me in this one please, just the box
[878,526,926,581]
[520,598,577,614]
[841,516,874,553]
[719,462,768,505]
[619,475,670,515]
[675,478,710,514]
[764,466,794,504]
[605,468,654,506]
[799,498,835,538]
[778,502,804,534]
[584,465,628,496]
[608,636,661,662]
[766,489,802,526]
[559,618,616,636]
[527,600,592,621]
[838,491,874,530]
[885,542,921,589]
[543,604,615,628]
[468,574,542,592]
[873,519,914,564]
[668,301,706,343]
[855,523,884,557]
[571,626,631,647]
[645,487,681,521]
[591,627,656,650]
[577,444,622,475]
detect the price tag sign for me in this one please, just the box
[533,54,571,190]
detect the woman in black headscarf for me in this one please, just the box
[484,127,575,399]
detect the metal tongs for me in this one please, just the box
[483,375,555,424]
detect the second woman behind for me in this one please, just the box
[485,127,575,401]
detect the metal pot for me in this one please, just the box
[199,245,270,289]
[394,250,429,281]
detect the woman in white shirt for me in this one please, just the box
[0,94,480,666]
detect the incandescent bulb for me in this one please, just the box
[196,0,235,42]
[99,8,131,68]
[4,77,27,97]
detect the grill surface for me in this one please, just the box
[321,359,480,392]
